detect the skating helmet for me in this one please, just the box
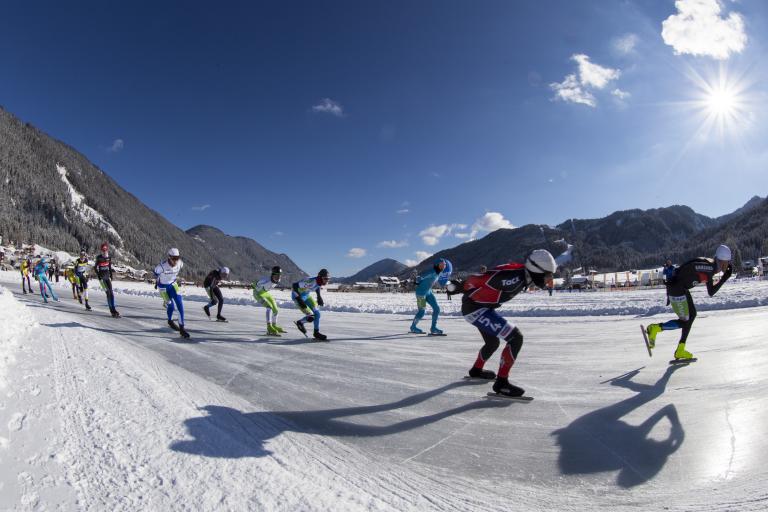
[433,258,447,273]
[525,249,557,288]
[317,268,330,285]
[219,266,230,276]
[715,244,732,262]
[271,266,282,283]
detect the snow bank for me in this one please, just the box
[0,286,37,390]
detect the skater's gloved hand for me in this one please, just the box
[317,297,324,307]
[723,264,733,279]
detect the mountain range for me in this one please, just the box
[336,258,409,284]
[0,107,304,283]
[402,198,767,277]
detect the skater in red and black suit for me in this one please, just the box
[447,249,557,398]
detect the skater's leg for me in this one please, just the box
[205,286,218,309]
[213,286,224,317]
[678,292,697,344]
[39,276,48,300]
[164,287,176,321]
[171,285,185,325]
[498,327,523,379]
[411,296,427,329]
[426,293,440,331]
[472,331,500,369]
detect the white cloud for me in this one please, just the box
[612,88,631,100]
[405,250,433,267]
[550,55,621,107]
[572,54,621,89]
[454,233,471,239]
[191,204,211,211]
[346,247,366,258]
[273,231,284,236]
[396,208,410,214]
[661,0,746,60]
[613,33,639,55]
[108,139,124,152]
[419,224,466,246]
[377,240,409,248]
[550,74,596,107]
[470,212,514,238]
[312,98,345,117]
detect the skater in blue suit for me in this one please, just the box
[34,257,58,303]
[410,258,452,335]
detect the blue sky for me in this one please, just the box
[2,0,768,275]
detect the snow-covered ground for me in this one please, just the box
[1,270,767,511]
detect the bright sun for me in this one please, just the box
[706,88,738,116]
[686,66,753,139]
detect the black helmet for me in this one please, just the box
[271,266,282,275]
[318,268,330,278]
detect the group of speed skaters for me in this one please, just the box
[24,241,734,399]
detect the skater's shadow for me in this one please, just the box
[552,365,685,488]
[171,380,509,459]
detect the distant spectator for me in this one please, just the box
[662,259,676,283]
[479,265,487,274]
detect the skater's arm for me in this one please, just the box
[292,282,308,308]
[316,288,324,307]
[707,264,732,296]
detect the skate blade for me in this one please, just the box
[640,325,652,358]
[485,392,533,401]
[463,375,495,380]
[669,358,697,365]
[428,333,447,336]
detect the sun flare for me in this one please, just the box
[705,87,738,117]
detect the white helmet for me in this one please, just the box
[715,244,732,262]
[219,266,230,275]
[525,249,557,274]
[168,247,180,257]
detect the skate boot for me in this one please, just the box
[203,305,211,318]
[295,320,308,336]
[216,315,227,322]
[674,343,694,360]
[646,324,661,349]
[468,367,496,379]
[313,330,328,341]
[111,309,121,318]
[179,325,190,339]
[430,327,444,336]
[168,319,180,331]
[491,378,525,397]
[266,324,281,336]
[274,324,287,334]
[78,295,83,303]
[85,301,92,311]
[409,325,425,334]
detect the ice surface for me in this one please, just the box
[0,271,766,511]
